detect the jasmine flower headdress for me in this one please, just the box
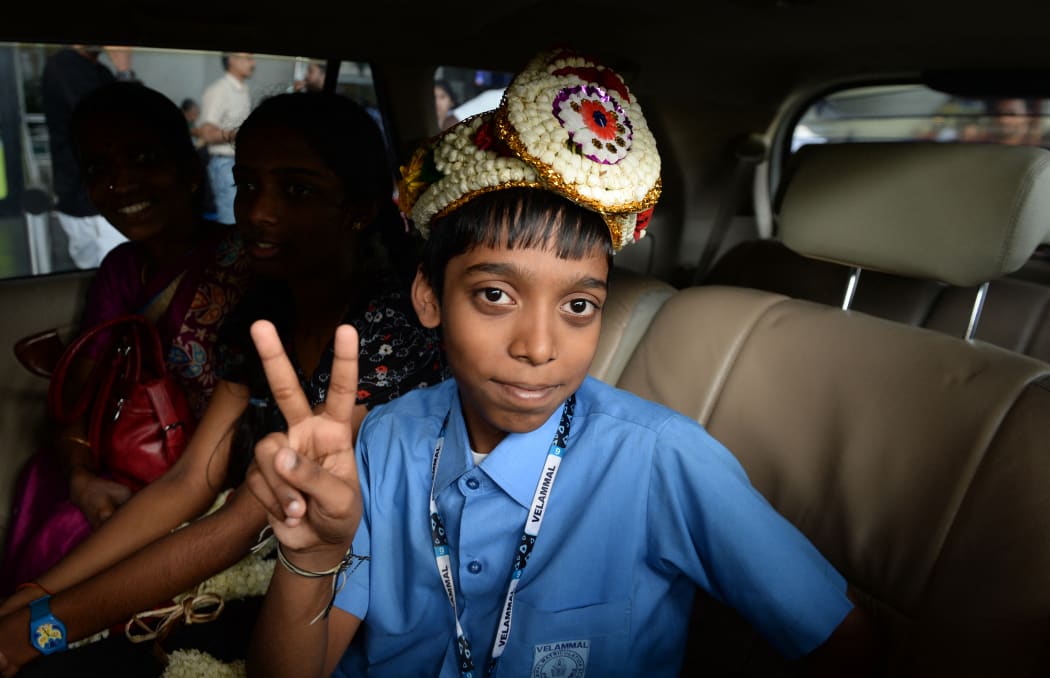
[398,47,662,251]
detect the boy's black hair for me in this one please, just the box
[420,187,613,299]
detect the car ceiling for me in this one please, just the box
[6,0,1050,279]
[7,0,1050,108]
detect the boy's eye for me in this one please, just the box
[562,298,599,318]
[479,288,512,305]
[234,179,257,192]
[569,299,589,314]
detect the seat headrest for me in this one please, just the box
[778,143,1050,287]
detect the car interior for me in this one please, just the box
[1,1,1048,675]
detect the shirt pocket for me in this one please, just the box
[499,597,631,677]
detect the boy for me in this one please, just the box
[245,49,876,677]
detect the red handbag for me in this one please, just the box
[47,314,196,491]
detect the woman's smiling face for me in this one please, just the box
[78,112,197,243]
[233,125,356,280]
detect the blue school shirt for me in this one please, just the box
[334,377,851,677]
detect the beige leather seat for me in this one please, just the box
[589,266,675,384]
[607,142,1050,675]
[705,142,1050,361]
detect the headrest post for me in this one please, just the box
[965,281,990,341]
[842,267,862,310]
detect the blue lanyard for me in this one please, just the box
[429,395,576,677]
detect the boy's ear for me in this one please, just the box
[411,267,441,329]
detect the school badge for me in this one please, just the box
[532,639,589,678]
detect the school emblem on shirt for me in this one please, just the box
[532,639,588,678]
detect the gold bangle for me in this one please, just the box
[60,435,92,448]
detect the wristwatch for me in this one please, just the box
[29,595,67,655]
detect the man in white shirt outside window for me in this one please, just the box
[198,52,254,224]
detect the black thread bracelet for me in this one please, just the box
[276,543,369,624]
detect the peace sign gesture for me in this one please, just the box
[245,320,364,567]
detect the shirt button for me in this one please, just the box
[467,560,483,574]
[465,477,480,490]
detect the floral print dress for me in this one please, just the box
[217,280,449,429]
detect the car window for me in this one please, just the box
[433,66,514,131]
[792,84,1050,152]
[0,43,377,280]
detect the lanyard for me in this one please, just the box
[429,395,576,678]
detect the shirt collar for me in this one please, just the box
[434,385,567,509]
[224,72,246,90]
[432,385,472,495]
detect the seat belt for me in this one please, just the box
[691,133,768,285]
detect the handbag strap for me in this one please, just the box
[48,314,168,424]
[143,379,189,463]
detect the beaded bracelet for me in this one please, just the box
[276,544,369,624]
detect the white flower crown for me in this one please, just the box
[399,48,661,251]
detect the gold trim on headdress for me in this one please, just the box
[398,48,662,252]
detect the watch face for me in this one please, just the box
[33,619,66,653]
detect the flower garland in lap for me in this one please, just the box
[66,490,273,676]
[118,489,276,676]
[163,649,246,678]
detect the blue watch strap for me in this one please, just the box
[29,595,50,618]
[29,594,68,654]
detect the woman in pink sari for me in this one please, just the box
[0,82,251,594]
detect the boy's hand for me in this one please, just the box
[245,321,363,567]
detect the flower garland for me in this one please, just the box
[192,537,275,602]
[121,489,276,676]
[60,489,276,662]
[133,489,276,628]
[398,47,661,251]
[502,50,661,209]
[399,114,543,239]
[162,649,246,678]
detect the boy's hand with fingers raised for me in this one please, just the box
[245,320,364,572]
